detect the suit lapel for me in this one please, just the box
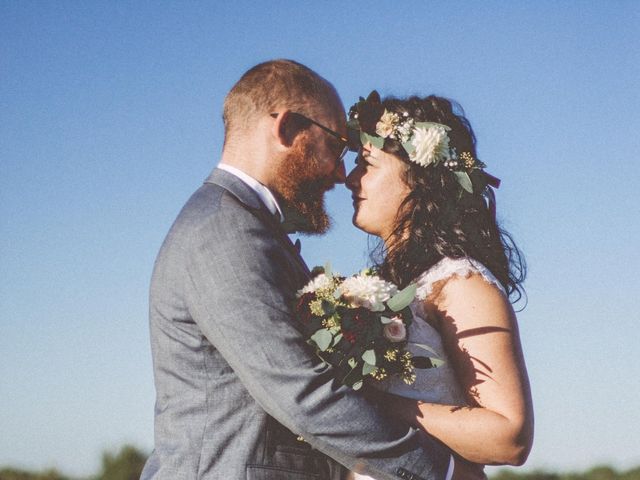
[205,168,311,281]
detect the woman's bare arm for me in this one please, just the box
[385,273,534,465]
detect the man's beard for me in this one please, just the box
[272,138,333,235]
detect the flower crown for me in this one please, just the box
[347,91,500,195]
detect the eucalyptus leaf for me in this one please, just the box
[412,342,440,356]
[431,358,445,367]
[361,132,384,149]
[362,349,376,366]
[371,136,385,149]
[454,171,473,193]
[387,284,417,312]
[362,362,377,376]
[402,140,416,156]
[332,333,343,346]
[380,316,393,325]
[348,357,357,368]
[352,380,363,391]
[310,329,332,352]
[323,261,333,278]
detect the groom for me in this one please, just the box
[141,59,456,480]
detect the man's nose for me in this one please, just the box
[345,166,358,191]
[333,161,346,184]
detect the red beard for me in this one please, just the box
[272,136,333,234]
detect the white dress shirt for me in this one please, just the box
[217,163,283,222]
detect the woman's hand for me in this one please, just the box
[371,391,487,478]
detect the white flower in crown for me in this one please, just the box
[375,110,400,138]
[396,119,415,143]
[338,274,398,312]
[296,273,334,297]
[409,124,451,167]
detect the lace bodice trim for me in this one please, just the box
[415,257,506,300]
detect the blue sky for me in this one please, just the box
[1,1,639,476]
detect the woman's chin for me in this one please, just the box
[352,217,375,235]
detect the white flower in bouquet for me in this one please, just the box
[296,273,334,297]
[410,124,451,167]
[338,274,398,312]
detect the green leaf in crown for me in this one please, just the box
[454,171,474,193]
[360,131,385,150]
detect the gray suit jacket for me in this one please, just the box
[141,168,450,480]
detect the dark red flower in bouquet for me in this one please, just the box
[296,292,316,324]
[341,307,372,344]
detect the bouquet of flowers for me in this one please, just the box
[295,266,441,390]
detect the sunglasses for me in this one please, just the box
[270,112,357,163]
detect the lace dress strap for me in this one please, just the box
[415,257,506,300]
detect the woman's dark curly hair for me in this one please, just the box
[372,95,526,304]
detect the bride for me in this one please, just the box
[343,91,534,478]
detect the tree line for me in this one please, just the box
[1,446,638,480]
[0,445,145,480]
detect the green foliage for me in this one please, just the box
[621,468,640,480]
[310,328,332,351]
[0,468,69,480]
[361,349,376,366]
[489,465,640,480]
[0,445,147,480]
[453,171,474,193]
[2,453,639,480]
[387,284,417,312]
[93,445,147,480]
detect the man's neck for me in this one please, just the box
[219,129,274,187]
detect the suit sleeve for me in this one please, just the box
[183,197,450,480]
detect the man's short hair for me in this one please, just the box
[223,59,338,142]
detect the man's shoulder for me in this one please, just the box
[162,180,279,258]
[177,181,261,230]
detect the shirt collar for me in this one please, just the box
[217,163,283,222]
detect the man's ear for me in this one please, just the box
[271,110,301,148]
